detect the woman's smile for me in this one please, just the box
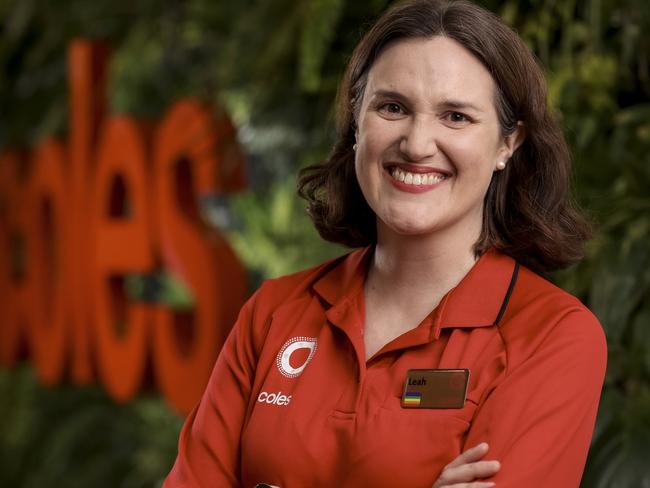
[382,163,451,193]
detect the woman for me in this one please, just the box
[164,1,607,486]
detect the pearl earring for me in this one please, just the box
[496,160,506,170]
[353,144,358,151]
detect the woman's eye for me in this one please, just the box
[379,102,405,115]
[446,112,470,124]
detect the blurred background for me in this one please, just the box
[0,0,649,486]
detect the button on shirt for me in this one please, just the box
[164,248,607,488]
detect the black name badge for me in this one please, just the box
[401,369,470,409]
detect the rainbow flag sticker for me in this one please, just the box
[402,391,422,407]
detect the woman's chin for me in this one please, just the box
[378,218,440,239]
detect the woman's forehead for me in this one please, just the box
[365,37,497,109]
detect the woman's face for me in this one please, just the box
[354,36,521,244]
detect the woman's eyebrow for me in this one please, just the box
[437,99,483,113]
[371,89,408,101]
[371,90,484,113]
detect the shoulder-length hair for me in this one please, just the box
[297,0,591,274]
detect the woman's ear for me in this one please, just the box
[495,122,525,171]
[502,121,526,159]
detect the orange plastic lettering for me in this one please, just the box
[152,100,247,414]
[1,40,248,412]
[67,39,108,383]
[0,152,28,365]
[24,140,69,384]
[90,118,154,402]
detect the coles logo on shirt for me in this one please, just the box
[275,336,318,378]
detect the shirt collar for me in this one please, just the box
[436,249,517,329]
[312,246,517,331]
[312,247,372,307]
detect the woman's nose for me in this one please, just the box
[399,117,438,162]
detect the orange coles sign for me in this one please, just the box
[0,40,248,414]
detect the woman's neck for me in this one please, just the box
[361,225,480,360]
[367,224,480,309]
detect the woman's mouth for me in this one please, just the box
[389,167,447,186]
[383,164,451,192]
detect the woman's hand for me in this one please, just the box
[432,442,500,488]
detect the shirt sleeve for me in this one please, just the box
[463,309,607,488]
[163,289,264,488]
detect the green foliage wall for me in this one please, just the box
[0,367,182,488]
[1,0,649,486]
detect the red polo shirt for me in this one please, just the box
[164,248,607,488]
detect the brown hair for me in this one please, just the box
[297,0,591,274]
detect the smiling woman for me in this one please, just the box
[354,36,522,258]
[299,1,590,276]
[164,1,607,487]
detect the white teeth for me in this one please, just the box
[389,167,446,186]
